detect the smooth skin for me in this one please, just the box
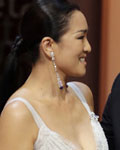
[0,10,95,150]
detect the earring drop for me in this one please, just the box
[50,51,63,89]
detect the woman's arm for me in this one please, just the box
[0,101,38,150]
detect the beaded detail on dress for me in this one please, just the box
[67,83,109,150]
[6,82,109,150]
[90,112,109,150]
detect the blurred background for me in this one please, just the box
[0,0,120,118]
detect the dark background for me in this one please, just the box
[0,0,101,113]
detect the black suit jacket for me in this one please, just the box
[101,73,120,150]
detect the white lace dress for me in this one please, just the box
[6,82,109,150]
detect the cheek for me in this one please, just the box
[55,40,83,68]
[55,50,78,71]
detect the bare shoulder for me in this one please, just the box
[71,81,94,111]
[0,100,38,150]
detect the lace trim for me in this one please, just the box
[34,123,78,150]
[34,112,109,150]
[90,112,109,150]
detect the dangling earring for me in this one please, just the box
[50,51,63,89]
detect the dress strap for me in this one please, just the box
[5,97,41,128]
[67,82,92,115]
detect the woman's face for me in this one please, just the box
[54,10,91,77]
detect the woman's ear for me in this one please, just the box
[40,37,54,58]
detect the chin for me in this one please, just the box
[75,67,86,76]
[80,72,86,77]
[65,67,86,78]
[78,72,86,77]
[78,69,86,77]
[70,70,86,78]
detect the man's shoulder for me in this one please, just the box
[112,73,120,91]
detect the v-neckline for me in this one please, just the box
[7,82,97,149]
[35,115,78,149]
[34,82,97,149]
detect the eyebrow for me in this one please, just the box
[74,29,88,34]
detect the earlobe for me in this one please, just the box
[41,37,54,58]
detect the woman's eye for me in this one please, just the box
[77,36,84,40]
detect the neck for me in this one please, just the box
[24,60,68,101]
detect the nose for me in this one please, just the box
[84,38,91,53]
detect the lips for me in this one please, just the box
[79,57,85,62]
[79,55,87,63]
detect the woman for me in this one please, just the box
[0,0,108,149]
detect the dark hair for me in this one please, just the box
[0,0,80,113]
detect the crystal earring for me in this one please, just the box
[50,51,63,89]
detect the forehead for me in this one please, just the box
[68,10,88,33]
